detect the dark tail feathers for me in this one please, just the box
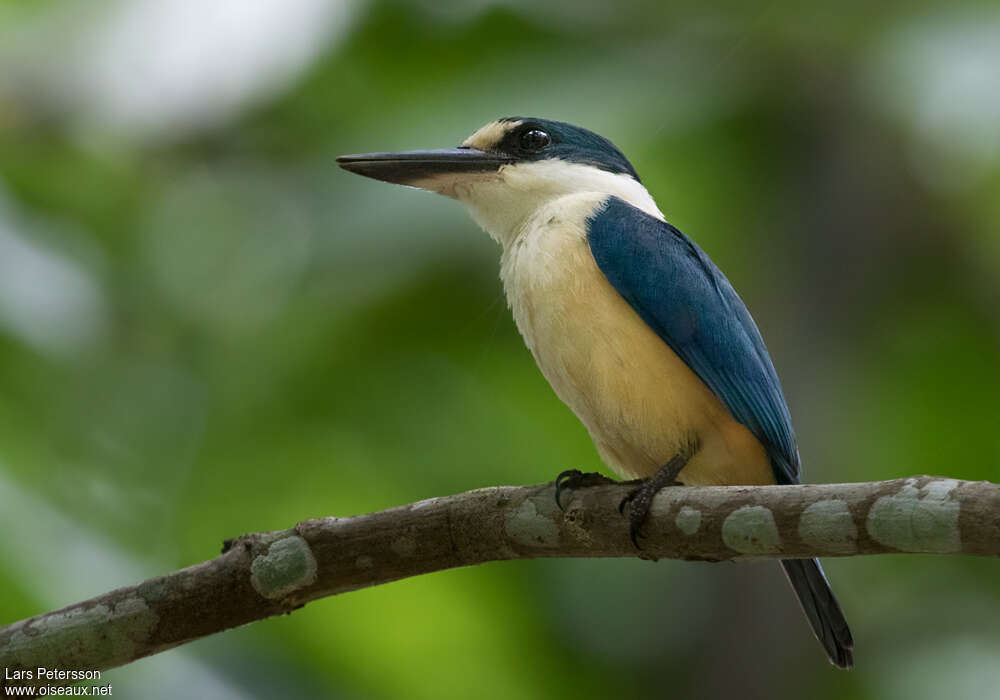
[780,558,854,668]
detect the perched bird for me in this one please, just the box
[337,117,853,668]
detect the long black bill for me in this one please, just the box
[336,148,512,186]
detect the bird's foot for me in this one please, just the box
[554,469,617,510]
[618,454,689,548]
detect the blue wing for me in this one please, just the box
[587,196,800,484]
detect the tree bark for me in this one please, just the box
[1,475,997,689]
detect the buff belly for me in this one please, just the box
[500,193,775,486]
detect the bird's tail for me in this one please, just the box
[780,558,854,668]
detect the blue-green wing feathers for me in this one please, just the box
[586,196,800,484]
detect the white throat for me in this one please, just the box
[418,159,665,249]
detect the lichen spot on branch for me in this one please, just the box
[799,499,858,554]
[8,597,156,671]
[721,505,781,555]
[675,506,701,535]
[505,496,560,548]
[866,478,961,553]
[250,535,318,599]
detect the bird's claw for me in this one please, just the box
[618,469,684,549]
[619,483,655,548]
[558,454,687,548]
[618,489,638,515]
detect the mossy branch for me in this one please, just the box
[2,475,998,689]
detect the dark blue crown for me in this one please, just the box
[494,117,640,182]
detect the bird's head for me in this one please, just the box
[337,117,661,245]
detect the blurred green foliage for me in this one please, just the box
[1,1,999,698]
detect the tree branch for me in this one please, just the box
[2,475,997,688]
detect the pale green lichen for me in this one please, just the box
[722,505,781,555]
[674,506,701,535]
[867,478,961,553]
[799,499,858,554]
[7,596,156,673]
[504,497,560,548]
[250,535,318,599]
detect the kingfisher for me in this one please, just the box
[337,117,853,668]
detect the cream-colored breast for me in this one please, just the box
[500,193,774,486]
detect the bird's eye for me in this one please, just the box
[519,129,551,152]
